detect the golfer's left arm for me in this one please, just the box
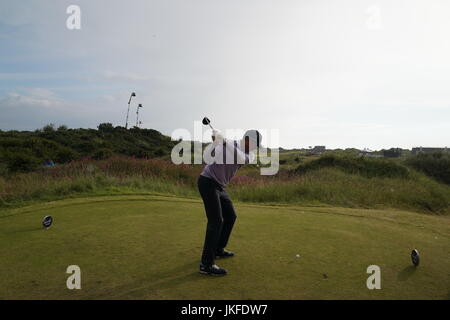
[222,139,253,164]
[211,130,253,164]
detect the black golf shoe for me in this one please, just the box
[216,249,235,259]
[199,264,227,276]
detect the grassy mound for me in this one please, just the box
[405,152,450,185]
[294,154,410,179]
[231,168,450,214]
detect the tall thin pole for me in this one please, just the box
[125,92,136,129]
[136,104,143,128]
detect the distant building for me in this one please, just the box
[411,147,448,155]
[310,146,326,155]
[383,148,402,158]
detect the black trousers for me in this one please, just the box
[198,175,237,266]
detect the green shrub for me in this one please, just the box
[405,152,450,185]
[0,124,176,173]
[0,161,7,175]
[24,138,60,159]
[55,147,78,163]
[4,150,42,172]
[92,148,114,160]
[153,148,166,157]
[42,123,55,133]
[97,123,114,133]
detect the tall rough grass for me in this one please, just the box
[0,156,449,214]
[230,168,450,214]
[0,157,200,208]
[295,154,410,178]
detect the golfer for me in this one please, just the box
[198,129,262,276]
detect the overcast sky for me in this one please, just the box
[0,0,449,149]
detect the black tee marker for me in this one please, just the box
[411,249,420,266]
[42,216,53,229]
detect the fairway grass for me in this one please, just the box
[0,195,449,300]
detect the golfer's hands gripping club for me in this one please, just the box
[211,129,223,143]
[202,117,222,142]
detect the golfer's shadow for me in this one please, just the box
[153,260,203,284]
[8,227,43,234]
[397,265,416,281]
[120,260,208,298]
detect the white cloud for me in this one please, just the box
[1,88,62,108]
[0,88,125,130]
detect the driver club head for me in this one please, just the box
[202,117,214,129]
[202,117,210,125]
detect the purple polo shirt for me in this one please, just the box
[201,138,250,188]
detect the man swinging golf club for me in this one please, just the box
[198,117,262,276]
